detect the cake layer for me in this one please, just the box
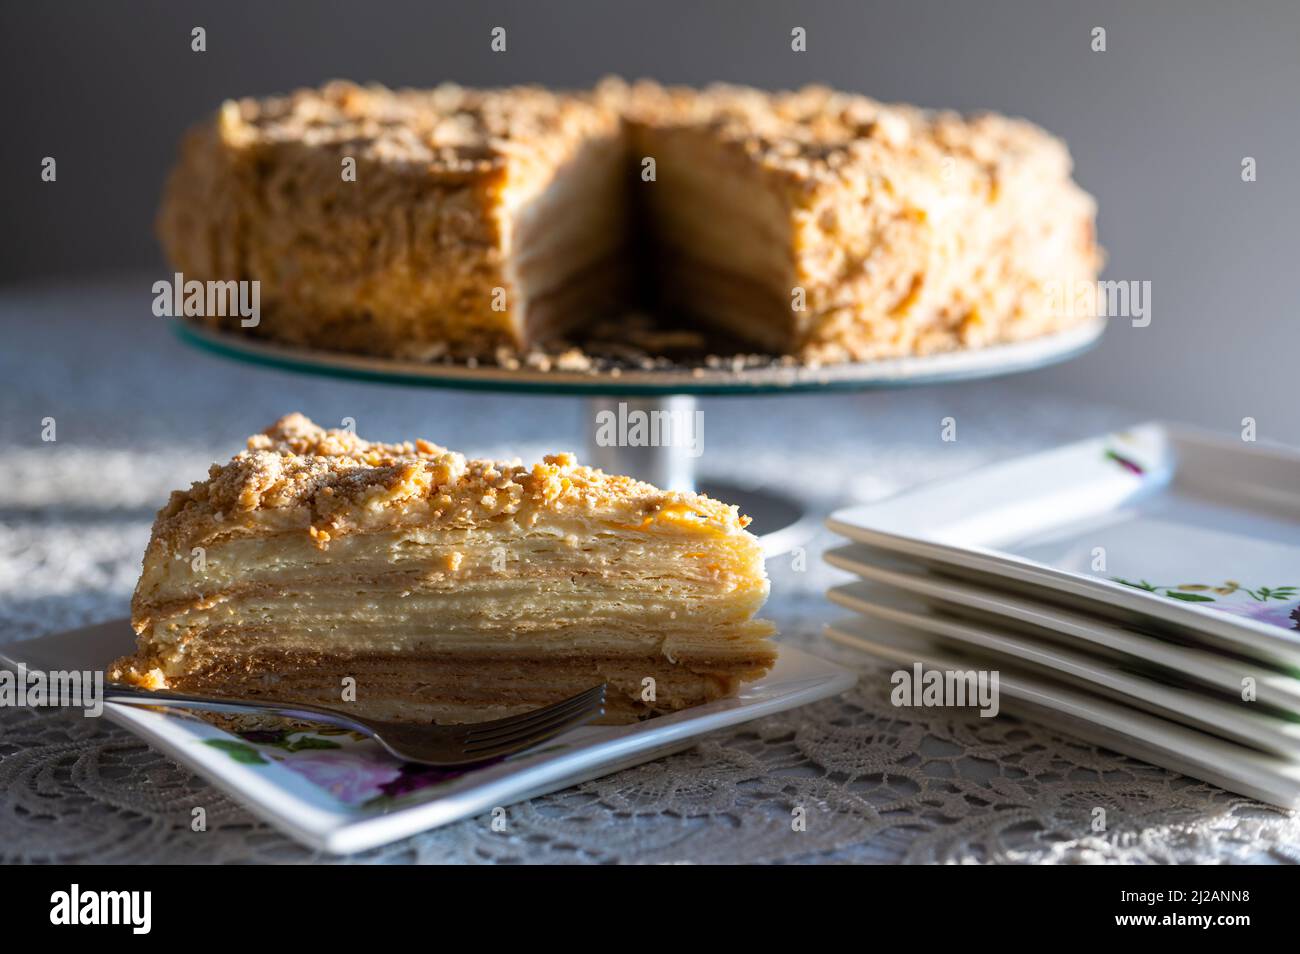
[628,119,798,351]
[649,251,800,353]
[139,588,774,653]
[127,616,777,675]
[151,652,769,724]
[135,521,767,608]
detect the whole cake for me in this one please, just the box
[159,79,1101,364]
[111,415,776,724]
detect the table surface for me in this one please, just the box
[2,276,1296,864]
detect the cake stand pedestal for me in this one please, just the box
[175,319,1105,557]
[584,394,817,556]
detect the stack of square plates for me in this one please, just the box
[824,423,1300,806]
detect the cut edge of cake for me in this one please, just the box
[158,81,634,361]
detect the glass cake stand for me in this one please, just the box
[175,319,1105,556]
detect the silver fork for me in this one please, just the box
[103,682,607,766]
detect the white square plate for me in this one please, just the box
[828,581,1300,758]
[1,620,855,855]
[825,616,1300,808]
[824,544,1300,713]
[827,423,1300,669]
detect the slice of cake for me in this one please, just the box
[111,414,776,724]
[158,81,631,359]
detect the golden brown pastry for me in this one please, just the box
[111,415,776,724]
[158,79,1101,364]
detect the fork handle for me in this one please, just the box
[103,682,367,733]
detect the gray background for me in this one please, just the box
[3,0,1298,440]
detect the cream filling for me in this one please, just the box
[134,521,773,676]
[502,129,630,338]
[634,127,796,292]
[145,585,773,668]
[139,523,766,606]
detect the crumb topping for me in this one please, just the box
[620,79,1076,197]
[217,80,618,177]
[150,414,750,552]
[217,77,1071,195]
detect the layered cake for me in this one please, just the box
[110,414,776,724]
[159,79,1101,364]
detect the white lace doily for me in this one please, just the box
[2,279,1296,863]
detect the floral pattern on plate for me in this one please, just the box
[1113,578,1300,631]
[202,727,569,808]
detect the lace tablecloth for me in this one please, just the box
[3,278,1296,864]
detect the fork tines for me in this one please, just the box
[460,684,607,759]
